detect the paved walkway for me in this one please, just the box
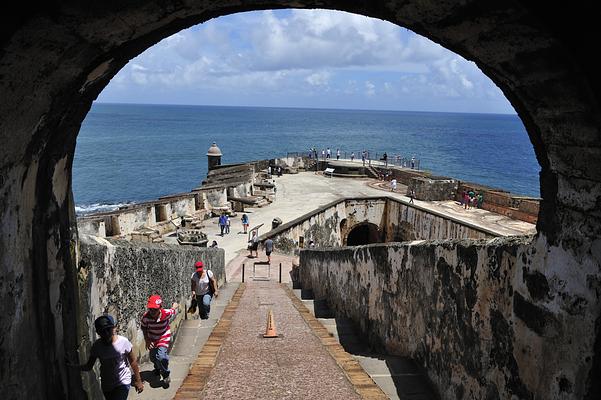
[195,281,366,399]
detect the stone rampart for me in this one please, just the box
[261,196,496,253]
[299,236,598,399]
[76,235,225,396]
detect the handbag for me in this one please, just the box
[187,296,197,314]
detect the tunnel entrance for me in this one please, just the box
[346,223,381,246]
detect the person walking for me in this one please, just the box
[361,150,366,166]
[350,152,355,161]
[191,261,218,320]
[477,192,484,209]
[336,148,340,160]
[241,213,249,234]
[264,238,274,263]
[68,315,144,399]
[382,152,388,166]
[225,214,230,234]
[409,188,415,204]
[390,178,397,192]
[248,230,259,258]
[326,147,331,159]
[218,213,226,236]
[141,295,179,387]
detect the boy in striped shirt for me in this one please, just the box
[141,295,179,387]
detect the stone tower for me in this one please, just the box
[207,142,222,171]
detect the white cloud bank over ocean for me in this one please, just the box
[99,9,515,114]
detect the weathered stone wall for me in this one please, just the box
[262,197,495,254]
[409,177,458,201]
[76,235,225,397]
[299,236,599,399]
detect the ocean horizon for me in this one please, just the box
[73,102,540,214]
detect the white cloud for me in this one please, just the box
[365,81,376,96]
[306,71,331,86]
[100,9,514,113]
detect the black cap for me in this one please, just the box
[94,315,115,333]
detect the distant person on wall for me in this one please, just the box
[248,230,259,258]
[191,261,218,320]
[68,315,144,400]
[477,192,484,209]
[336,149,340,160]
[350,152,355,161]
[321,149,325,159]
[362,151,366,166]
[411,156,416,169]
[468,189,475,210]
[326,147,331,159]
[390,178,397,192]
[409,188,416,204]
[462,190,469,209]
[268,166,272,176]
[141,295,179,388]
[278,166,282,177]
[382,152,388,166]
[264,237,274,263]
[218,213,226,236]
[241,213,249,234]
[225,214,230,234]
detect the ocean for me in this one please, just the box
[73,103,540,214]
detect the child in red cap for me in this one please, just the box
[140,295,178,387]
[191,261,218,320]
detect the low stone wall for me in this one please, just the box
[299,236,598,400]
[76,235,225,397]
[260,196,496,254]
[456,184,540,224]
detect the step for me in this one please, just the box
[291,284,436,400]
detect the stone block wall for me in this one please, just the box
[76,235,225,397]
[262,197,495,254]
[299,236,598,399]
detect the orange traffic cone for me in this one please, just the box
[263,309,278,338]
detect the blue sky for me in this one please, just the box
[98,9,516,114]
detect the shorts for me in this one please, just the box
[266,251,272,256]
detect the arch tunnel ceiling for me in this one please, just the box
[1,2,601,400]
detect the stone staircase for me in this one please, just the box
[291,285,438,400]
[365,165,380,179]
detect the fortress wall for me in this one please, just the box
[299,236,599,400]
[385,200,494,241]
[76,235,225,395]
[264,197,495,254]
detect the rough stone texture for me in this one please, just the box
[76,235,225,397]
[299,236,599,400]
[264,196,496,253]
[1,1,601,399]
[409,176,458,201]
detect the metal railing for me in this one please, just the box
[286,150,421,170]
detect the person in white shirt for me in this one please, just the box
[191,261,218,320]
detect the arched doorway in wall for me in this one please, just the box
[345,222,382,246]
[2,2,601,399]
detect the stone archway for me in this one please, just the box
[1,2,600,399]
[345,222,382,246]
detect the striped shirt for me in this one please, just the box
[141,308,176,348]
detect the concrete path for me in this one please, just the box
[195,281,376,399]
